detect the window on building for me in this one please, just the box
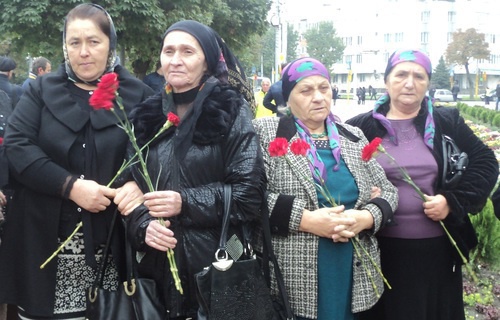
[356,55,362,63]
[384,33,392,43]
[421,11,430,22]
[341,74,347,83]
[357,36,363,45]
[358,74,365,82]
[421,32,429,44]
[345,55,352,64]
[395,32,404,42]
[448,11,456,23]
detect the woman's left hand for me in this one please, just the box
[332,209,374,242]
[422,194,450,221]
[114,181,144,215]
[144,190,182,218]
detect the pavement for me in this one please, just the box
[333,98,375,123]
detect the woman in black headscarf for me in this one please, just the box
[125,20,266,319]
[0,4,154,319]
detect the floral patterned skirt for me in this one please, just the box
[18,232,119,320]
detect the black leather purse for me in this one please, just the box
[442,134,468,189]
[85,211,165,320]
[195,185,292,320]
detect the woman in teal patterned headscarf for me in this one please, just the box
[347,49,499,320]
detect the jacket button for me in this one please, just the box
[77,207,82,212]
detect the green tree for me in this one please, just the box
[432,56,451,89]
[0,0,271,78]
[303,21,345,70]
[446,28,490,98]
[286,24,299,64]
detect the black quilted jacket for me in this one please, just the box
[126,83,266,318]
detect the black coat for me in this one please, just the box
[347,104,499,262]
[126,83,267,317]
[0,64,154,316]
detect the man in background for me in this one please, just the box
[21,57,51,92]
[0,56,22,109]
[495,81,500,111]
[143,61,165,93]
[263,63,288,117]
[254,77,273,118]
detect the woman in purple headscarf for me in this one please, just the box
[347,49,498,320]
[252,57,398,319]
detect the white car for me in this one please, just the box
[433,89,455,102]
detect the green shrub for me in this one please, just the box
[492,114,500,127]
[469,199,500,269]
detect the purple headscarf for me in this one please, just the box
[375,49,435,149]
[384,49,432,82]
[281,57,330,103]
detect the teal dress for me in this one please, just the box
[316,145,359,320]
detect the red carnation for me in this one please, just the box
[362,137,383,161]
[89,72,119,111]
[0,137,3,145]
[167,112,180,127]
[268,137,289,157]
[290,138,310,156]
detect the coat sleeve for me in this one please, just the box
[4,84,72,197]
[438,108,499,224]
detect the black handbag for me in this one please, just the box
[441,134,468,189]
[195,185,293,320]
[85,211,166,320]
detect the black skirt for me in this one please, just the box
[358,235,465,320]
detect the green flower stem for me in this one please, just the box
[40,222,83,269]
[351,237,380,298]
[114,100,183,293]
[282,153,388,294]
[352,237,392,289]
[379,147,478,282]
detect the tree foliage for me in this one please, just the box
[446,28,490,97]
[0,0,271,77]
[432,56,451,89]
[303,21,345,70]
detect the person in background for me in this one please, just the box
[255,76,274,118]
[126,20,266,319]
[332,83,339,106]
[429,85,436,99]
[0,56,23,108]
[253,57,398,320]
[264,62,288,116]
[451,80,460,102]
[495,80,500,111]
[21,57,52,92]
[0,4,154,319]
[143,60,166,93]
[492,186,500,220]
[347,49,498,320]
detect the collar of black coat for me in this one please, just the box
[41,64,144,132]
[131,76,240,157]
[276,115,361,142]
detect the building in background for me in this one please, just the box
[284,0,500,94]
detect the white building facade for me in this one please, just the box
[284,0,500,94]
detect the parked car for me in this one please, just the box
[433,89,455,102]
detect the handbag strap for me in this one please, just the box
[217,184,232,252]
[261,201,294,319]
[91,209,118,288]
